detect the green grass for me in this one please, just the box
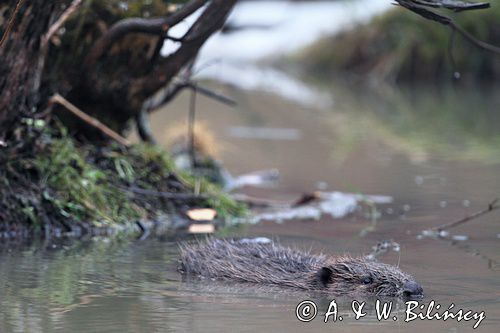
[34,137,141,225]
[29,127,246,227]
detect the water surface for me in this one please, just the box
[2,79,499,332]
[2,0,500,332]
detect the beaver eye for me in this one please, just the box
[362,276,373,284]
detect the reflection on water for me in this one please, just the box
[2,79,500,332]
[170,0,391,62]
[195,64,329,105]
[311,83,500,166]
[182,0,391,103]
[2,1,500,332]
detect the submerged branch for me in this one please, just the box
[431,198,499,232]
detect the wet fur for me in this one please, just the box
[178,239,422,298]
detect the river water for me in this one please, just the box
[1,1,500,332]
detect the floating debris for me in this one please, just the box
[228,169,280,191]
[439,230,450,238]
[254,206,322,223]
[452,235,469,242]
[186,208,217,221]
[238,237,272,244]
[319,195,357,219]
[419,229,440,239]
[227,126,302,141]
[365,240,401,260]
[419,229,468,241]
[245,191,393,224]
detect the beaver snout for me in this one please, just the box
[403,281,424,299]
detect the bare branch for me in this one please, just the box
[143,77,191,112]
[34,0,83,94]
[191,84,237,106]
[145,78,237,113]
[85,0,207,66]
[130,0,237,104]
[396,0,500,55]
[0,0,25,49]
[50,94,131,146]
[431,198,499,232]
[449,20,500,54]
[410,0,490,12]
[136,75,236,144]
[42,0,83,48]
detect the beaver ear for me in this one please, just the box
[315,267,333,287]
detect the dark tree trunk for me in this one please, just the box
[0,1,72,134]
[67,0,237,139]
[1,0,237,143]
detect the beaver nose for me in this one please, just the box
[403,281,424,299]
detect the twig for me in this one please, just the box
[118,185,208,200]
[188,83,237,106]
[431,198,499,232]
[230,193,289,208]
[34,0,83,93]
[0,0,25,49]
[449,20,500,55]
[42,0,82,48]
[292,192,321,207]
[396,0,500,56]
[365,240,400,260]
[144,76,237,113]
[447,27,460,79]
[188,86,197,168]
[447,238,500,271]
[49,93,131,146]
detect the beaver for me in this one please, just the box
[178,239,424,299]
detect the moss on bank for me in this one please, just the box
[290,6,500,83]
[0,122,246,237]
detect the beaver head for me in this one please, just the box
[314,257,423,299]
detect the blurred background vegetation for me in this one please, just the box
[289,3,500,84]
